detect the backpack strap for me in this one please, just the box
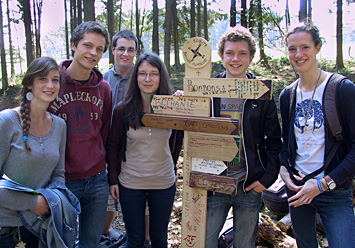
[303,73,346,181]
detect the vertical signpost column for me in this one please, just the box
[181,37,211,248]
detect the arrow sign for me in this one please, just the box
[150,95,210,117]
[188,132,240,162]
[184,78,272,100]
[141,113,239,135]
[192,158,227,175]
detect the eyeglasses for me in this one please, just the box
[115,47,136,54]
[137,72,160,79]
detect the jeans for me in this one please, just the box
[287,186,355,248]
[0,226,39,248]
[66,170,109,248]
[205,183,262,248]
[119,183,176,248]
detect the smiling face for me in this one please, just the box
[28,69,60,104]
[71,32,106,71]
[137,61,160,97]
[221,40,254,79]
[113,38,137,73]
[287,31,321,74]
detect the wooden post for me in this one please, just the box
[181,37,211,248]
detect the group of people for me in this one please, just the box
[0,19,354,248]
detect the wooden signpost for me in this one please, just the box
[150,95,210,117]
[139,37,273,247]
[141,114,239,135]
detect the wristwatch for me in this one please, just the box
[324,176,337,191]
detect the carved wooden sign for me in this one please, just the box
[141,113,239,135]
[150,95,210,117]
[184,78,272,100]
[189,171,244,195]
[188,132,240,162]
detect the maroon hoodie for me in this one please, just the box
[49,60,112,180]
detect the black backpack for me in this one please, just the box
[280,73,347,181]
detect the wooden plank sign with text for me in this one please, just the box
[189,171,244,195]
[188,132,240,162]
[150,95,210,117]
[141,113,239,135]
[184,78,272,100]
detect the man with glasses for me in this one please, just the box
[104,30,138,109]
[102,30,138,240]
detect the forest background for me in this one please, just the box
[1,1,355,246]
[1,0,355,93]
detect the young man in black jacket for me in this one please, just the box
[205,26,282,248]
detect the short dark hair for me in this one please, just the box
[112,30,138,50]
[124,53,172,129]
[218,26,256,58]
[285,22,323,47]
[70,21,110,56]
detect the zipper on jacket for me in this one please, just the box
[241,99,248,194]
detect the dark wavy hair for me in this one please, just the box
[20,56,61,152]
[124,52,172,129]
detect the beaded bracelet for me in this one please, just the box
[317,178,325,193]
[23,136,28,143]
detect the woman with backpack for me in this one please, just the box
[106,53,183,248]
[279,22,355,248]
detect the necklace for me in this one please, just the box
[299,69,322,127]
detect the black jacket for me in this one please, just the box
[213,71,282,190]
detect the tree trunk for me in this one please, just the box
[83,0,95,21]
[241,0,247,27]
[285,0,290,27]
[32,0,37,58]
[64,0,70,59]
[308,0,312,21]
[164,0,173,75]
[249,0,256,35]
[34,0,43,58]
[257,0,269,68]
[299,0,307,22]
[258,213,297,247]
[190,0,195,37]
[230,0,236,27]
[336,0,344,68]
[136,0,140,55]
[152,0,159,55]
[197,0,201,37]
[0,0,8,90]
[70,0,77,32]
[77,0,82,25]
[173,0,179,68]
[118,0,123,31]
[203,0,208,41]
[130,0,133,31]
[23,0,34,66]
[107,0,114,65]
[6,0,15,76]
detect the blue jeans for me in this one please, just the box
[205,183,262,248]
[119,183,176,248]
[287,186,355,248]
[0,226,39,248]
[66,170,109,248]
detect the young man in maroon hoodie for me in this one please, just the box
[49,21,112,248]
